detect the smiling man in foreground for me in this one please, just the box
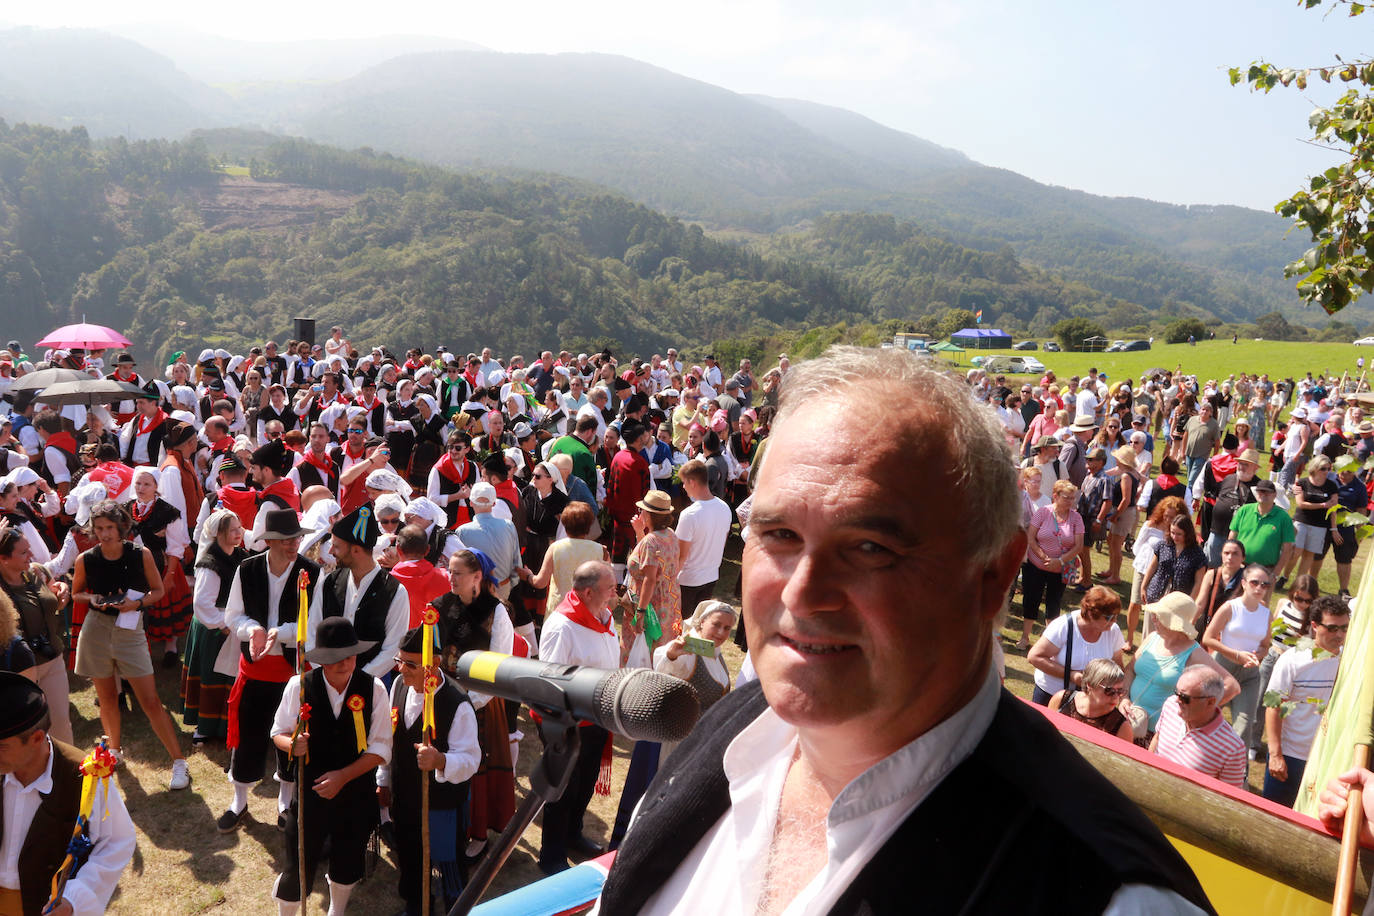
[597,346,1215,915]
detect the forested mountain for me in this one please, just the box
[0,27,1323,332]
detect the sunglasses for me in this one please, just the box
[1318,622,1350,633]
[1097,684,1126,698]
[448,444,467,451]
[1246,578,1271,587]
[266,431,282,439]
[348,428,366,435]
[1291,594,1313,606]
[1175,691,1210,705]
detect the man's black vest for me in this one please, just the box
[598,682,1217,916]
[123,418,167,466]
[322,567,399,671]
[237,553,320,667]
[388,674,471,816]
[301,666,379,809]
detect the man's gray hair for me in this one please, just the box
[571,560,614,594]
[1178,664,1225,699]
[773,346,1021,566]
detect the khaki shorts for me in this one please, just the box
[1111,508,1138,537]
[74,611,154,679]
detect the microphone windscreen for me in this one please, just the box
[593,668,701,742]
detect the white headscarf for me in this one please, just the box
[197,508,241,562]
[64,477,108,527]
[366,467,413,500]
[301,498,343,534]
[417,394,440,419]
[535,460,567,495]
[402,497,445,530]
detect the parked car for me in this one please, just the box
[1122,339,1152,351]
[1355,336,1374,346]
[1043,341,1062,352]
[1105,343,1125,353]
[981,356,1046,374]
[1012,340,1038,351]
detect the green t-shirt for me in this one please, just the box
[1229,502,1296,567]
[546,434,596,494]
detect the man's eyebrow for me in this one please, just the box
[749,506,921,545]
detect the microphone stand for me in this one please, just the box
[446,707,581,916]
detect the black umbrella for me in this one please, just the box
[31,378,146,408]
[9,368,90,394]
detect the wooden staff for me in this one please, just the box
[421,603,438,916]
[295,570,311,913]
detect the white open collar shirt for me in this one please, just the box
[624,664,1205,916]
[0,740,135,916]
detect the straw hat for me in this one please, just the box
[1143,592,1197,640]
[636,490,674,514]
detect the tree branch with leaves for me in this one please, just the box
[1233,0,1374,314]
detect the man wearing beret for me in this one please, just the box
[271,618,391,916]
[0,671,135,915]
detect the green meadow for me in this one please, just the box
[944,339,1372,387]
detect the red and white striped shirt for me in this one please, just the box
[1154,695,1247,788]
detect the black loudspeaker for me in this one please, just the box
[293,318,316,347]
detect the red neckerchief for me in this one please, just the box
[404,359,422,373]
[463,368,479,388]
[558,589,614,635]
[136,409,166,437]
[435,452,469,484]
[131,499,153,523]
[1157,473,1180,490]
[317,392,344,412]
[357,394,382,411]
[209,437,233,454]
[300,448,337,479]
[342,440,367,462]
[46,431,77,456]
[261,477,301,512]
[113,370,137,383]
[493,477,520,507]
[1210,452,1238,480]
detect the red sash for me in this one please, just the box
[435,452,469,485]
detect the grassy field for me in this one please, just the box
[942,339,1372,387]
[217,165,251,177]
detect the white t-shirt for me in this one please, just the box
[1268,643,1340,761]
[1032,610,1125,695]
[675,496,733,587]
[1076,390,1099,423]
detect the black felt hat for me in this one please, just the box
[0,671,47,739]
[305,618,375,665]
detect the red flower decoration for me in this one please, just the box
[298,702,312,722]
[297,569,311,590]
[424,673,441,693]
[346,694,365,712]
[390,707,399,729]
[421,604,440,627]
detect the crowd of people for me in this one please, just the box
[0,332,748,913]
[0,327,1367,914]
[979,359,1367,805]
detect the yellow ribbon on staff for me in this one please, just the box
[346,694,367,753]
[78,745,117,822]
[420,604,439,738]
[296,569,310,649]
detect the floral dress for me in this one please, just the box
[627,528,682,649]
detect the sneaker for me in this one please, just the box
[169,758,191,790]
[190,732,208,747]
[216,807,246,833]
[1276,575,1288,592]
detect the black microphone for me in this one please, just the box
[454,651,700,742]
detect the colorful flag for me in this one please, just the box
[975,309,983,324]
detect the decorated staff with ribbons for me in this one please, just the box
[378,625,479,916]
[270,618,390,916]
[0,671,134,916]
[220,509,321,834]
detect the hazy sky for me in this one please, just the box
[10,1,1367,210]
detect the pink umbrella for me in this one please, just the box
[34,322,132,351]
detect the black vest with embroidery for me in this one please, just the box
[598,682,1217,916]
[122,418,167,466]
[322,567,398,671]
